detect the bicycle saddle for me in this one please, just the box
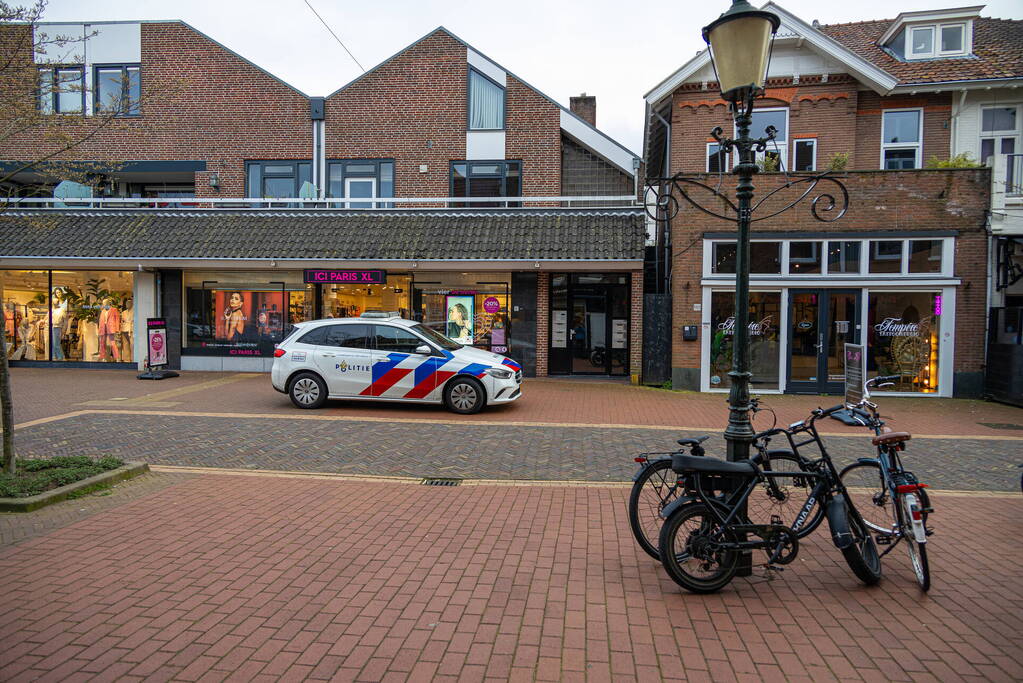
[872,431,911,446]
[671,454,756,476]
[677,435,711,447]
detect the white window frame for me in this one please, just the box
[706,142,731,173]
[905,21,970,60]
[881,108,923,170]
[979,104,1021,164]
[344,177,377,208]
[823,240,864,276]
[792,138,817,172]
[736,107,789,170]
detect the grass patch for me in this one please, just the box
[0,456,124,498]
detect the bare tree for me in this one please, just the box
[0,1,154,474]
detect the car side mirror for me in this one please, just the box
[414,344,432,355]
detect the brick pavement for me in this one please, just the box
[11,411,1023,491]
[8,368,1023,437]
[0,472,1020,682]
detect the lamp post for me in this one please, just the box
[702,0,781,465]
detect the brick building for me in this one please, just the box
[0,22,644,381]
[643,4,1020,398]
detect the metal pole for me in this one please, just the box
[726,97,757,577]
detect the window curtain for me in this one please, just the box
[469,71,503,130]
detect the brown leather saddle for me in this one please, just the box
[871,427,912,447]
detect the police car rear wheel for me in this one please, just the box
[289,372,327,409]
[445,377,485,414]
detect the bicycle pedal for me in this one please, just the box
[770,515,783,526]
[875,534,892,545]
[925,528,935,537]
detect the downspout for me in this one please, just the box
[655,109,672,296]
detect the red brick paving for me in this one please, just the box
[9,368,1023,438]
[0,473,1020,681]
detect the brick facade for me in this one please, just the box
[536,275,549,376]
[630,270,644,381]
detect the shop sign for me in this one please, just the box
[844,343,864,405]
[483,296,501,313]
[147,317,168,368]
[717,315,773,336]
[303,269,386,284]
[873,317,922,337]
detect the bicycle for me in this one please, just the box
[657,403,882,593]
[629,399,820,560]
[839,375,934,591]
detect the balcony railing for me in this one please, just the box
[1,195,639,210]
[1007,154,1023,197]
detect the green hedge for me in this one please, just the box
[0,456,124,498]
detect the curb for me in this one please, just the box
[0,462,150,513]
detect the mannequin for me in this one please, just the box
[97,297,121,361]
[50,291,68,361]
[120,297,134,360]
[10,311,36,361]
[3,302,15,346]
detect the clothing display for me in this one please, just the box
[9,317,37,360]
[98,305,121,361]
[120,303,134,360]
[51,300,68,361]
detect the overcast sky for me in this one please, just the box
[42,0,1023,155]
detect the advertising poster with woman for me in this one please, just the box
[445,295,474,343]
[214,290,285,346]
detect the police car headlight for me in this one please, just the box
[485,367,513,379]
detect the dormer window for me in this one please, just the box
[908,22,967,59]
[880,7,978,61]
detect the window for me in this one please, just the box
[980,106,1019,167]
[908,240,943,273]
[793,139,816,172]
[869,241,904,273]
[910,26,934,57]
[882,110,922,169]
[245,161,313,203]
[325,324,371,348]
[868,292,942,393]
[468,68,504,130]
[903,22,968,59]
[374,325,424,354]
[788,241,822,274]
[709,291,781,390]
[94,65,140,116]
[826,241,861,274]
[706,143,730,173]
[941,24,964,53]
[38,66,84,114]
[298,327,328,345]
[327,160,394,208]
[450,160,521,207]
[710,242,781,274]
[748,108,788,169]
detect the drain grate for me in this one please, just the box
[421,478,463,486]
[978,422,1023,431]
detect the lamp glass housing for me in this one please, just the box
[703,3,779,103]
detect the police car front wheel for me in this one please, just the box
[289,372,328,409]
[444,376,486,414]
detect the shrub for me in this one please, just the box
[0,457,124,498]
[925,153,982,169]
[828,152,850,171]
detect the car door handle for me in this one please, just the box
[321,352,335,357]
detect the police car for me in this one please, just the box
[271,312,522,414]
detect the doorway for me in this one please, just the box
[549,273,630,376]
[787,289,860,394]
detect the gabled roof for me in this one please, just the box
[324,26,640,174]
[821,16,1023,85]
[644,2,899,104]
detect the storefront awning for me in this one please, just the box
[0,209,645,262]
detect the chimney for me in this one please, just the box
[570,93,596,126]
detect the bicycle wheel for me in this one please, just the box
[839,501,882,586]
[899,491,931,591]
[658,502,739,594]
[840,461,894,536]
[748,451,822,539]
[628,459,684,559]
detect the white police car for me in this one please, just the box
[271,312,522,414]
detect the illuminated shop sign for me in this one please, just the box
[303,269,387,284]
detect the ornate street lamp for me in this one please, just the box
[704,0,781,466]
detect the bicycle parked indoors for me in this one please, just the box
[629,399,820,560]
[657,404,881,594]
[839,375,935,591]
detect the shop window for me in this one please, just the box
[94,64,141,116]
[450,161,521,208]
[826,241,861,274]
[326,160,394,208]
[245,161,313,203]
[908,240,943,273]
[882,110,922,169]
[38,66,84,114]
[321,275,410,320]
[183,271,312,357]
[2,270,52,361]
[414,273,511,353]
[709,291,781,390]
[868,291,941,393]
[712,242,737,274]
[788,241,822,275]
[869,240,903,273]
[711,242,781,274]
[468,68,504,130]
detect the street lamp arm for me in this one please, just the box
[749,172,850,223]
[645,176,740,223]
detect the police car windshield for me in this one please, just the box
[414,324,462,351]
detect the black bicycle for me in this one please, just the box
[629,400,820,560]
[839,375,934,591]
[658,404,881,593]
